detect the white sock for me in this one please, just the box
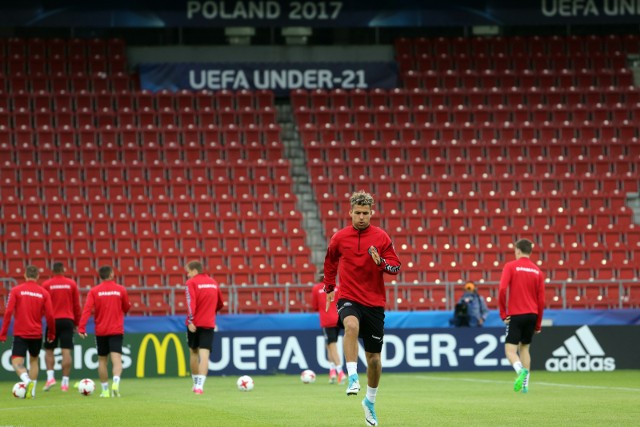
[113,376,120,384]
[346,362,358,377]
[329,362,336,370]
[20,373,30,383]
[523,372,530,387]
[102,382,109,391]
[62,376,69,386]
[366,386,378,404]
[195,375,206,390]
[513,361,523,373]
[192,374,196,386]
[47,370,55,381]
[336,365,343,373]
[31,380,37,397]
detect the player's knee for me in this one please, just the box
[343,320,358,335]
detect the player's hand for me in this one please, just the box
[503,316,511,325]
[368,246,381,265]
[325,290,335,312]
[188,322,197,333]
[79,333,87,339]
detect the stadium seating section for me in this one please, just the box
[0,35,639,315]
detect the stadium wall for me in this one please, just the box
[1,310,638,380]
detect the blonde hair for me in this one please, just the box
[350,190,374,208]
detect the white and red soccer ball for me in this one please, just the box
[12,382,27,399]
[236,375,254,392]
[78,378,95,396]
[300,369,316,384]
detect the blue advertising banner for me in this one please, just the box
[139,62,398,95]
[5,1,640,28]
[210,327,512,375]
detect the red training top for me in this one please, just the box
[323,224,401,308]
[499,257,546,331]
[78,281,131,336]
[0,280,56,341]
[311,282,339,328]
[186,273,224,329]
[42,275,82,325]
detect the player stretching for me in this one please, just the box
[499,239,545,394]
[324,191,401,426]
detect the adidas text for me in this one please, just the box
[545,326,616,372]
[545,355,615,372]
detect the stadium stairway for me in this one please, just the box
[276,101,327,271]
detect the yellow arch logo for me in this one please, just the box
[136,333,187,378]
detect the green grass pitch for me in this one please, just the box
[1,371,639,426]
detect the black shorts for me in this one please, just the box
[337,299,385,353]
[44,318,75,350]
[322,327,340,344]
[12,336,42,358]
[95,335,124,356]
[187,328,214,351]
[505,314,538,345]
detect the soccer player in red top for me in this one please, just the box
[324,191,401,427]
[78,266,131,398]
[42,262,81,392]
[311,274,345,384]
[185,260,224,395]
[499,238,546,394]
[0,265,56,399]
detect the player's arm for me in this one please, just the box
[216,286,224,312]
[535,274,545,332]
[311,285,319,312]
[78,291,95,338]
[121,288,131,314]
[0,290,16,341]
[186,283,197,331]
[370,239,401,275]
[498,266,511,321]
[72,282,82,326]
[43,292,56,342]
[322,236,339,293]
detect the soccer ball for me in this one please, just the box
[236,375,254,392]
[300,369,316,384]
[78,378,95,396]
[12,382,27,399]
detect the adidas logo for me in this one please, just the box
[545,326,616,372]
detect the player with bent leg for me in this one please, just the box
[324,191,401,426]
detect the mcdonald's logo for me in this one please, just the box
[136,333,187,378]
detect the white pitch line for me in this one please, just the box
[415,375,640,392]
[0,404,79,411]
